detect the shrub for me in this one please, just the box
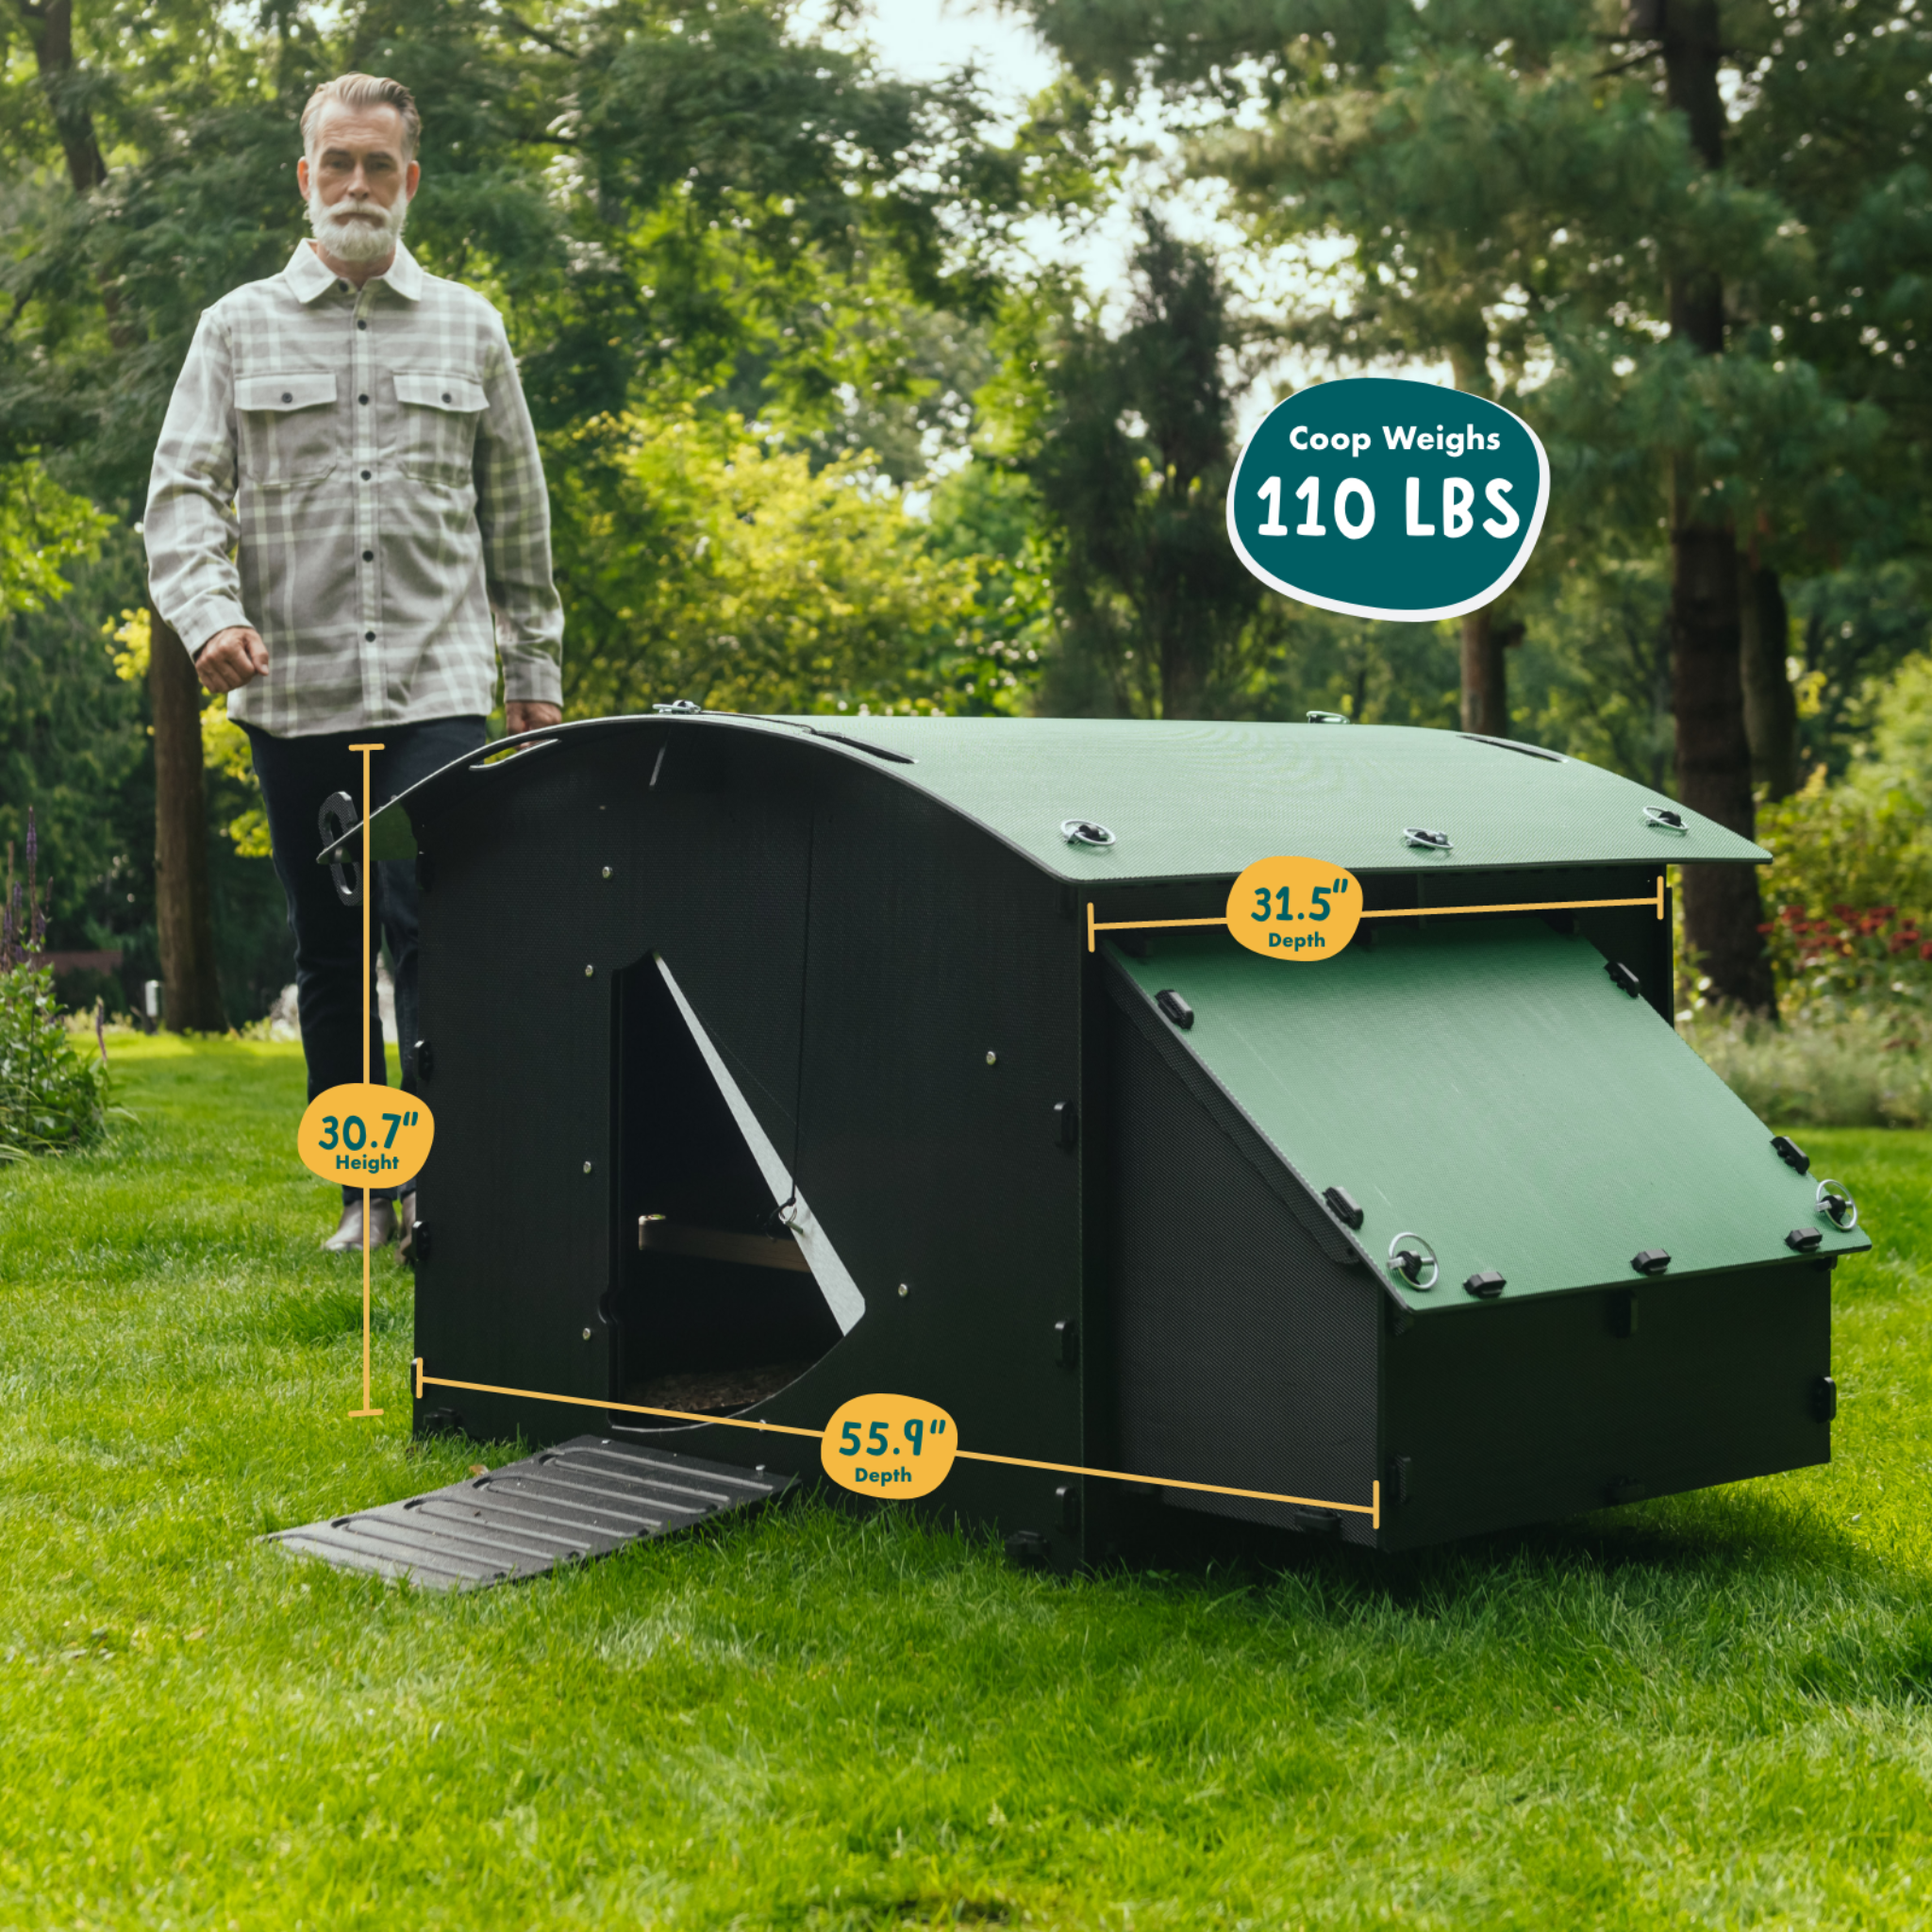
[0,806,110,1160]
[1683,658,1932,1121]
[0,963,109,1159]
[1754,736,1932,1018]
[1760,901,1932,1013]
[1683,1006,1932,1129]
[1861,647,1932,802]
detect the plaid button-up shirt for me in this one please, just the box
[145,239,563,737]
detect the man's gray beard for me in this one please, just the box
[307,184,407,263]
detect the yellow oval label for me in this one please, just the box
[819,1393,958,1500]
[296,1083,436,1189]
[1226,856,1363,960]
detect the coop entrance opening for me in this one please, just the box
[610,954,862,1423]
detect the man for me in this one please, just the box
[146,73,562,1251]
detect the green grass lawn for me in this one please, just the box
[3,1037,1930,1928]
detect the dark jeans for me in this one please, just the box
[245,716,486,1203]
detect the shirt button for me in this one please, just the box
[280,391,292,403]
[364,630,376,642]
[357,320,368,331]
[362,549,374,562]
[358,393,369,405]
[337,279,348,291]
[360,469,371,480]
[441,391,452,403]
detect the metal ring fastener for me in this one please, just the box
[1388,1232,1440,1291]
[1060,818,1117,847]
[1643,805,1689,833]
[317,791,360,908]
[1403,826,1453,851]
[1816,1178,1857,1231]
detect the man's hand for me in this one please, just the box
[506,701,562,735]
[195,626,270,694]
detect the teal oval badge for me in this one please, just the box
[1226,377,1549,622]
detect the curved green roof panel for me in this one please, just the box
[772,716,1765,885]
[340,714,1766,887]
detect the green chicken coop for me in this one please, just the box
[327,714,1865,1570]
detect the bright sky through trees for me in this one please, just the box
[886,0,1454,419]
[841,0,1443,431]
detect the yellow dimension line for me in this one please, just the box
[418,1368,824,1439]
[1358,880,1665,924]
[415,1365,1379,1529]
[954,1448,1378,1524]
[1086,874,1666,952]
[347,741,386,1422]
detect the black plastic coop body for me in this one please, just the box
[329,715,1867,1560]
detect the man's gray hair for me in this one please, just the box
[301,74,422,163]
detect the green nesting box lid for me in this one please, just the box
[1111,921,1869,1311]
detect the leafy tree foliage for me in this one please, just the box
[0,458,108,614]
[0,0,1037,496]
[5,0,1925,1023]
[555,404,995,718]
[0,533,145,957]
[921,461,1057,710]
[1786,563,1932,777]
[0,0,1064,1011]
[986,216,1265,716]
[0,535,287,1017]
[1013,0,1932,1007]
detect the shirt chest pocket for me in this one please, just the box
[393,373,488,488]
[235,373,340,489]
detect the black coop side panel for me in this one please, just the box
[1101,971,1383,1548]
[741,756,1091,1558]
[409,742,627,1441]
[623,727,821,1166]
[411,726,823,1446]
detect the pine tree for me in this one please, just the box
[1014,0,1931,1008]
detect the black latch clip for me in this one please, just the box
[1054,1319,1079,1370]
[1323,1184,1364,1230]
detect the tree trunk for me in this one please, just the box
[1663,0,1774,1014]
[1740,560,1799,801]
[1445,341,1510,736]
[18,0,109,192]
[1158,627,1203,720]
[1671,514,1774,1010]
[1458,606,1509,736]
[21,6,216,1022]
[147,600,226,1033]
